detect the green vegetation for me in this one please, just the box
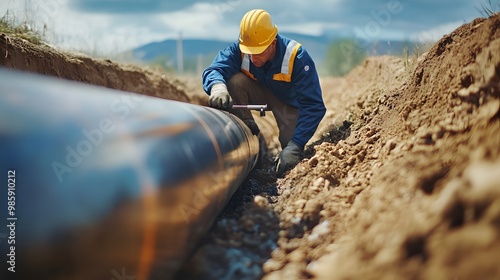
[0,11,43,44]
[149,55,176,73]
[325,39,366,77]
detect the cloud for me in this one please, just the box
[155,3,240,41]
[411,21,465,43]
[0,0,490,55]
[280,22,345,37]
[71,0,203,13]
[70,0,254,14]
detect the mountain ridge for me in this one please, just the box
[130,32,420,72]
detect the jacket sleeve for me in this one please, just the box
[202,41,242,95]
[290,48,326,149]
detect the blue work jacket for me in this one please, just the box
[202,34,326,148]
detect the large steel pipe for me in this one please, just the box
[0,68,259,280]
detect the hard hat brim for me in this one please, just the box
[238,43,269,55]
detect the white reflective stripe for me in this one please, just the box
[242,54,251,71]
[281,40,300,74]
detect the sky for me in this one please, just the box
[0,0,493,56]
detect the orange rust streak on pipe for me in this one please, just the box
[137,189,158,280]
[136,122,194,138]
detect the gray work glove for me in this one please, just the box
[275,140,302,178]
[208,83,233,110]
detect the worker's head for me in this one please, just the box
[239,9,278,67]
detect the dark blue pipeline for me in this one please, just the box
[0,68,259,280]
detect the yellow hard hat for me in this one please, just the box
[239,9,278,54]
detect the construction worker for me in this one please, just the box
[202,9,326,177]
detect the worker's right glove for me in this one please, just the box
[208,83,233,110]
[275,140,302,178]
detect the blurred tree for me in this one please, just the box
[325,39,366,76]
[149,54,215,74]
[183,57,198,73]
[150,55,176,73]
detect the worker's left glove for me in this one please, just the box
[275,140,302,178]
[208,83,233,110]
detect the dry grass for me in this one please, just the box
[476,0,500,17]
[0,11,43,45]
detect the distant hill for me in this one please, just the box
[130,32,419,73]
[130,32,331,69]
[132,39,230,62]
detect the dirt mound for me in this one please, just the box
[0,34,189,102]
[272,14,500,280]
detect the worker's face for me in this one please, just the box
[249,39,277,68]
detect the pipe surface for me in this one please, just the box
[0,68,259,279]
